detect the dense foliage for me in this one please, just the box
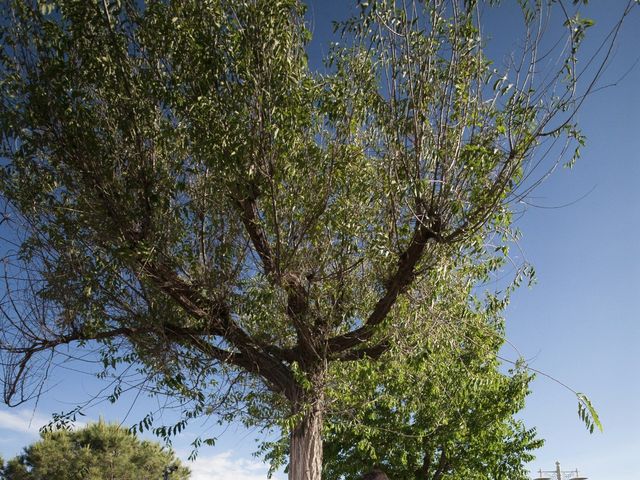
[0,421,188,480]
[323,323,543,480]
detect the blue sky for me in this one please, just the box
[497,2,640,478]
[1,2,639,479]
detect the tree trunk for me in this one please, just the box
[288,390,324,480]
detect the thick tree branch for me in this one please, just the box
[432,449,448,480]
[333,341,389,362]
[327,220,437,354]
[141,261,295,391]
[238,197,278,279]
[170,326,295,397]
[236,196,315,362]
[419,449,432,480]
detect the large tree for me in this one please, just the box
[0,1,631,479]
[0,421,189,480]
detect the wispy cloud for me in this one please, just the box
[0,408,49,435]
[0,407,86,436]
[188,451,283,480]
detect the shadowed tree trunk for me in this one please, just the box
[289,390,325,480]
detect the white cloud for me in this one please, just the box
[188,451,283,480]
[0,408,85,435]
[0,408,49,435]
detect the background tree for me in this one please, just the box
[0,421,189,480]
[0,1,631,479]
[323,313,543,480]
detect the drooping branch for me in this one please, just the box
[2,307,296,405]
[2,324,142,405]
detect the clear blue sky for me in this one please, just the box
[1,2,639,479]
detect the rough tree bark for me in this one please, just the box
[288,391,325,480]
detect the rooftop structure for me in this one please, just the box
[533,461,587,480]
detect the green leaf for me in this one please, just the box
[577,392,603,433]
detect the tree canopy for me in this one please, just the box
[0,0,632,478]
[0,421,189,480]
[323,320,543,480]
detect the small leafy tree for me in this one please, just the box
[0,421,189,480]
[323,320,543,480]
[0,1,632,478]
